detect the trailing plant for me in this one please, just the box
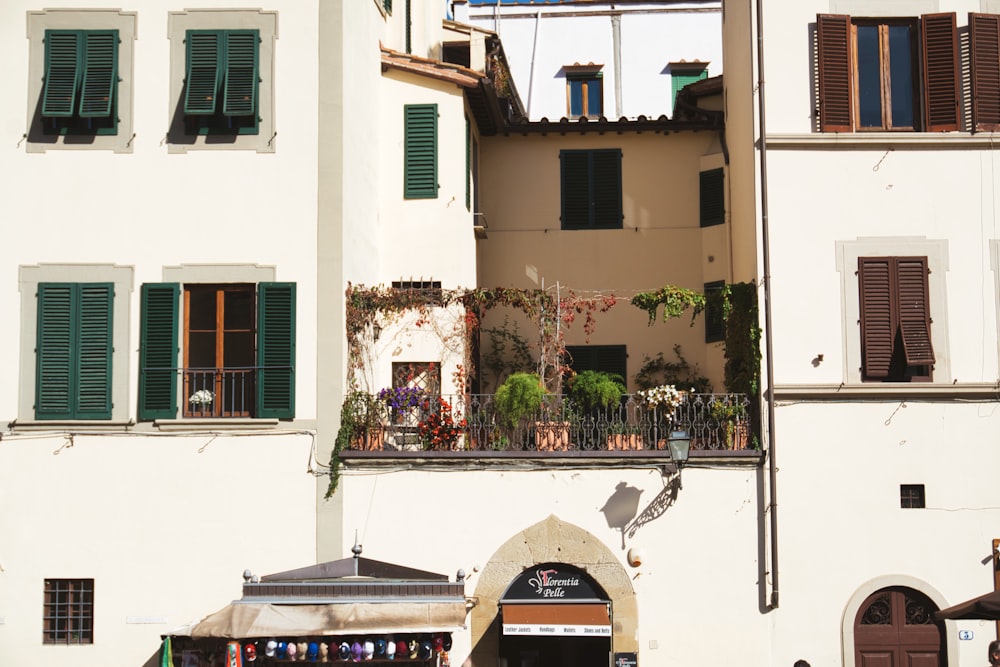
[630,285,706,326]
[568,370,626,412]
[721,282,761,448]
[326,392,383,498]
[633,345,713,393]
[494,372,546,429]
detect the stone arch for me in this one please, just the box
[841,575,955,667]
[468,514,637,666]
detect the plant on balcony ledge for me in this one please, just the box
[418,396,468,450]
[378,385,425,424]
[567,370,625,412]
[494,372,546,430]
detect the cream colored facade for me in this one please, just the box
[728,0,1000,665]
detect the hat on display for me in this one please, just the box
[226,641,243,667]
[287,642,298,660]
[408,640,419,660]
[307,643,319,661]
[385,640,396,660]
[432,635,444,652]
[319,642,329,662]
[244,643,258,662]
[396,640,408,658]
[374,639,386,658]
[351,641,363,662]
[338,642,351,660]
[362,640,374,661]
[278,642,288,660]
[419,640,433,660]
[298,642,308,660]
[265,640,278,658]
[442,634,452,651]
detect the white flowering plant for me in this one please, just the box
[188,389,215,405]
[636,384,684,412]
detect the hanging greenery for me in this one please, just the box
[630,285,706,325]
[722,282,761,449]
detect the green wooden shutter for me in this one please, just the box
[384,0,392,13]
[138,284,179,421]
[404,104,438,199]
[184,30,221,115]
[222,30,258,117]
[36,283,112,420]
[76,284,113,419]
[591,149,623,228]
[858,258,894,379]
[79,31,118,118]
[700,168,725,227]
[42,31,81,117]
[257,282,296,419]
[560,150,590,229]
[36,284,74,418]
[970,13,1000,131]
[921,13,960,132]
[671,68,708,110]
[817,14,853,132]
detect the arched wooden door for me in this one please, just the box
[854,587,946,667]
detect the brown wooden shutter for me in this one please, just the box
[970,13,1000,131]
[858,258,894,378]
[921,13,960,131]
[817,14,853,132]
[895,257,935,366]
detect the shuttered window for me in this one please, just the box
[565,345,627,380]
[816,13,959,132]
[567,70,603,118]
[41,30,118,135]
[404,104,438,199]
[35,283,113,420]
[183,29,259,135]
[970,13,1000,131]
[137,282,295,420]
[700,168,725,227]
[671,66,708,113]
[858,257,934,382]
[560,149,623,230]
[704,280,726,343]
[138,284,179,421]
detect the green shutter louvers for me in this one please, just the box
[404,104,438,199]
[42,31,81,117]
[700,169,725,227]
[222,31,258,117]
[78,31,118,118]
[138,284,179,421]
[257,283,296,419]
[184,31,221,114]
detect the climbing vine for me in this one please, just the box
[630,285,706,325]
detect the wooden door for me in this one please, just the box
[855,587,946,667]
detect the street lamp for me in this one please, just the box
[667,429,691,489]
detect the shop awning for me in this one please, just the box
[501,603,611,637]
[174,601,468,639]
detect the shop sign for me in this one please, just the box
[503,564,603,601]
[502,622,612,637]
[614,652,637,667]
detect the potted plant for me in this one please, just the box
[568,370,626,412]
[418,396,468,451]
[342,391,385,451]
[636,383,685,448]
[494,372,546,429]
[606,422,644,451]
[710,397,748,450]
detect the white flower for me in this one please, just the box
[637,384,683,410]
[189,389,215,405]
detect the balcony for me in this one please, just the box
[341,392,753,454]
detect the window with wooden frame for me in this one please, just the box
[566,67,603,118]
[40,30,119,136]
[392,362,441,397]
[404,104,438,199]
[43,578,94,644]
[182,29,260,135]
[560,149,623,230]
[35,283,113,420]
[858,257,935,382]
[816,13,960,132]
[138,282,295,420]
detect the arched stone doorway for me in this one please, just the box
[854,586,947,667]
[468,515,636,667]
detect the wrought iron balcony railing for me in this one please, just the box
[141,366,290,418]
[343,392,753,453]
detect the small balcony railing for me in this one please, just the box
[344,392,753,453]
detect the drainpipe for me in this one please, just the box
[611,14,622,118]
[755,0,779,610]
